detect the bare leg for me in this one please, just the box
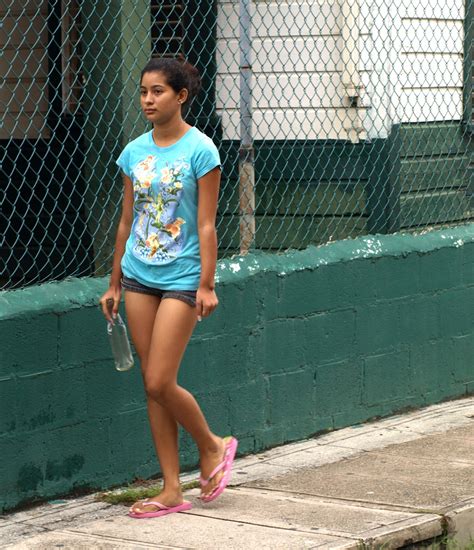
[143,298,226,497]
[124,291,184,513]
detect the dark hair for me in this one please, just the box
[140,55,201,111]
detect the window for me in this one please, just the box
[151,1,184,58]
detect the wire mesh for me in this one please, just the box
[1,0,472,289]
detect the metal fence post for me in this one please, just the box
[238,0,255,254]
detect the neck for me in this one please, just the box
[152,116,189,142]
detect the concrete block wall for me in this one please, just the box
[1,225,473,512]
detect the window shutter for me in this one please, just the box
[151,1,184,57]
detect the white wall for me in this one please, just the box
[397,1,464,123]
[216,0,370,141]
[216,0,465,142]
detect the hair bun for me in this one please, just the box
[178,57,201,102]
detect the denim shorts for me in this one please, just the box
[121,276,197,308]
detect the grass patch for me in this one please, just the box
[95,479,200,506]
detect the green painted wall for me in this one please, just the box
[218,123,473,252]
[1,225,473,512]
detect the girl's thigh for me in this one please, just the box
[147,298,198,384]
[124,290,161,374]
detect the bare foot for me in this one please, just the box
[129,488,184,515]
[199,436,226,499]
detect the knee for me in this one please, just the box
[144,376,175,403]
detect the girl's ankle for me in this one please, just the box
[163,486,182,494]
[199,434,223,455]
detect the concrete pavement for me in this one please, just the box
[1,396,474,549]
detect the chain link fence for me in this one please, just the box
[1,0,473,290]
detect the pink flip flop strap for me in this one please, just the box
[200,459,226,486]
[199,437,236,486]
[139,501,169,510]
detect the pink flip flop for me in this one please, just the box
[199,436,238,503]
[128,500,192,519]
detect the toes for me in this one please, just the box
[201,472,223,497]
[130,500,150,514]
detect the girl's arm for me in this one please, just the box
[196,166,221,319]
[99,175,134,322]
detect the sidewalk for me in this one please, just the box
[2,396,474,549]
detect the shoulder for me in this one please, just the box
[188,128,221,179]
[190,127,219,153]
[122,131,151,153]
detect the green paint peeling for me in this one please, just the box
[215,224,474,284]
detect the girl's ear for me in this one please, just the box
[179,89,189,103]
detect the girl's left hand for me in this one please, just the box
[196,286,219,321]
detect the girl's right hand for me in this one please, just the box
[99,285,122,323]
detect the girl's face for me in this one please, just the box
[140,71,188,124]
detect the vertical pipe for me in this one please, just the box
[239,0,255,254]
[340,0,364,142]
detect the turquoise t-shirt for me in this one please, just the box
[116,126,221,290]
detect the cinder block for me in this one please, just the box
[106,411,152,476]
[438,287,473,337]
[228,380,266,435]
[84,360,144,420]
[305,309,356,365]
[418,247,463,293]
[182,332,256,392]
[263,319,306,374]
[332,407,374,429]
[258,272,280,320]
[277,265,354,317]
[0,431,48,509]
[278,270,326,316]
[356,302,400,354]
[59,308,110,365]
[219,282,258,330]
[348,259,379,306]
[178,338,210,392]
[374,254,420,300]
[450,334,474,383]
[43,419,113,488]
[14,367,90,434]
[398,296,440,344]
[315,360,363,415]
[192,301,227,338]
[461,242,474,286]
[0,377,17,434]
[15,370,57,433]
[410,341,450,394]
[363,350,411,404]
[285,416,321,442]
[196,388,232,435]
[268,369,314,426]
[259,425,287,449]
[0,315,58,377]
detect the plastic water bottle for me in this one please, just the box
[107,314,134,372]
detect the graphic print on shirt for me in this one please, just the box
[131,155,189,264]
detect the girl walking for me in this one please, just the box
[99,56,238,519]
